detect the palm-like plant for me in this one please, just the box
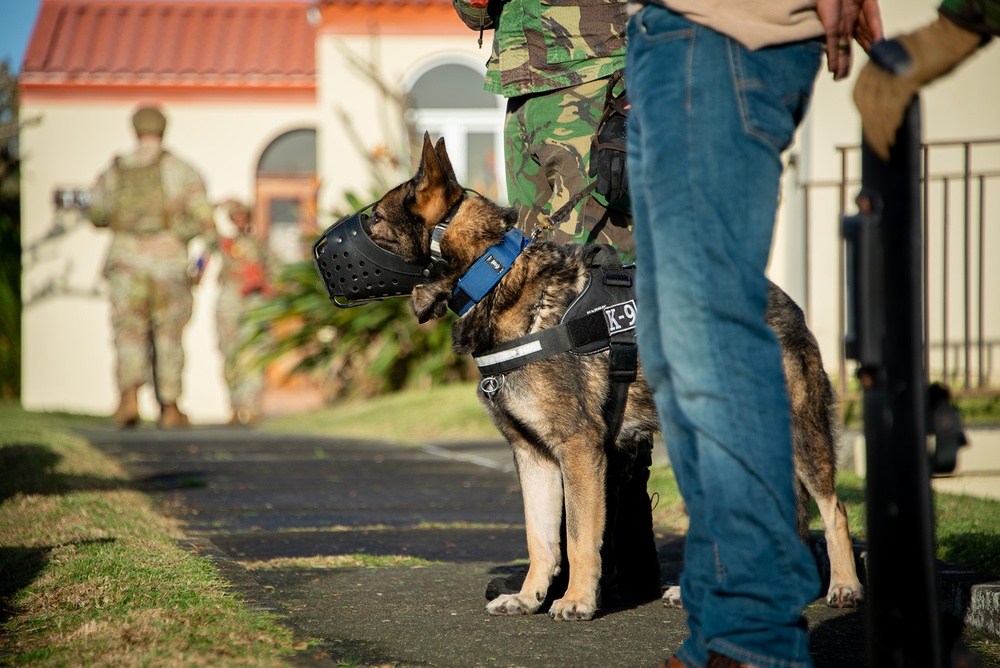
[244,179,478,401]
[246,255,475,400]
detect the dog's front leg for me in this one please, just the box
[486,446,563,617]
[549,440,605,621]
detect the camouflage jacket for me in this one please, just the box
[939,0,1000,37]
[89,147,216,262]
[453,0,627,97]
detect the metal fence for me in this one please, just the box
[799,138,1000,398]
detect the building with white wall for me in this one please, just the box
[19,0,1000,422]
[19,0,504,422]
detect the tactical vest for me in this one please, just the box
[110,155,168,234]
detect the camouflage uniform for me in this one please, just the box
[453,0,635,259]
[939,0,1000,35]
[216,231,271,424]
[88,131,214,415]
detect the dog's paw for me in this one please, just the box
[548,597,596,621]
[661,585,683,609]
[485,593,541,616]
[826,582,865,608]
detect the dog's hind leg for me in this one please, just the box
[794,439,864,608]
[486,444,563,617]
[783,327,865,609]
[549,437,606,621]
[809,484,865,608]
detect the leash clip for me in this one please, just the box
[480,375,505,399]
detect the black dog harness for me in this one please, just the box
[468,244,639,445]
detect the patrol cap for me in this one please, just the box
[132,106,167,136]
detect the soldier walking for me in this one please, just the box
[87,105,215,428]
[214,200,272,426]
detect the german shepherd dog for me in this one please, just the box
[361,134,863,620]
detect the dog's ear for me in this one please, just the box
[410,281,452,323]
[433,136,458,185]
[414,134,449,224]
[414,133,462,228]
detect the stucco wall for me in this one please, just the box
[316,32,498,219]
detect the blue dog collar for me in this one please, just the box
[448,228,529,316]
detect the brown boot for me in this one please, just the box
[159,403,190,429]
[229,408,259,426]
[659,656,687,668]
[113,386,140,428]
[706,651,762,668]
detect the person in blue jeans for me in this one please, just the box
[626,1,881,666]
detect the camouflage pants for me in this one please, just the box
[504,77,635,261]
[216,286,265,414]
[107,265,192,403]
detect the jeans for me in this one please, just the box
[626,6,823,668]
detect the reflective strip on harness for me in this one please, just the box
[473,309,609,376]
[473,340,544,369]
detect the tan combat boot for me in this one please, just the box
[230,407,259,426]
[159,403,190,429]
[113,386,140,428]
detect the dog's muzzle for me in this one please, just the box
[312,204,429,308]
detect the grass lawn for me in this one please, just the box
[263,381,504,444]
[0,404,299,666]
[652,465,1000,580]
[3,384,998,665]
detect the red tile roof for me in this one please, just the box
[21,1,317,99]
[316,0,470,36]
[319,0,454,6]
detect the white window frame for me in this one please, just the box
[402,56,507,203]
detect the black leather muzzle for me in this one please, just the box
[312,204,429,308]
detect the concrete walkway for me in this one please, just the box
[77,426,999,668]
[931,427,1000,501]
[841,426,1000,501]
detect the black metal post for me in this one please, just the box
[857,97,944,668]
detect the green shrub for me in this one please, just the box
[0,59,21,399]
[246,258,476,401]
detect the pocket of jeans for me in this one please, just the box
[633,4,693,43]
[732,39,823,151]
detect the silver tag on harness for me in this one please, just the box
[603,299,637,333]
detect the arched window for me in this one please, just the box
[406,61,506,202]
[258,128,317,174]
[255,128,318,263]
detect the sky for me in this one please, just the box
[0,0,43,71]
